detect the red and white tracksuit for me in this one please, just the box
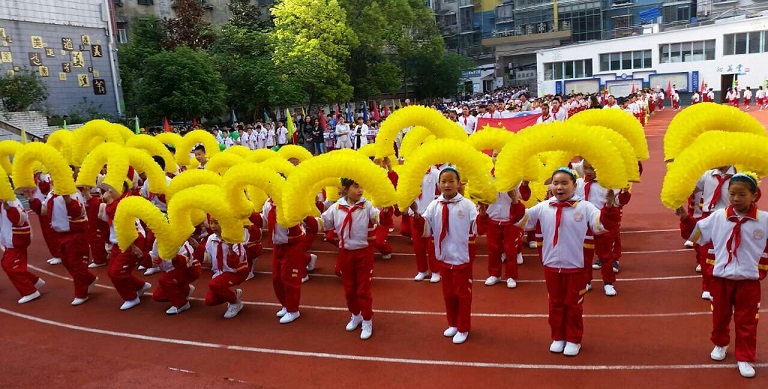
[419,194,478,333]
[693,167,736,293]
[577,178,631,285]
[28,173,60,259]
[196,233,248,306]
[256,199,305,313]
[373,170,398,257]
[411,166,441,274]
[1,201,39,297]
[477,183,531,281]
[138,176,171,268]
[85,189,108,266]
[682,205,768,362]
[100,193,148,301]
[48,193,98,299]
[321,197,391,320]
[245,212,263,271]
[152,241,201,308]
[512,196,619,344]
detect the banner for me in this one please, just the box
[476,113,541,134]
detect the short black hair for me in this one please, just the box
[194,145,206,153]
[152,155,166,171]
[439,166,460,182]
[341,177,357,189]
[730,174,758,193]
[552,167,577,183]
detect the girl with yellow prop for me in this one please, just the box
[569,109,650,161]
[221,162,285,221]
[166,169,223,200]
[71,119,126,165]
[495,122,628,192]
[277,144,313,163]
[125,134,178,174]
[664,102,766,162]
[248,148,278,163]
[174,130,220,167]
[168,185,245,245]
[205,152,246,175]
[46,130,76,165]
[0,140,21,174]
[155,132,182,149]
[11,143,76,195]
[0,165,16,201]
[281,149,397,227]
[374,105,467,159]
[114,196,181,260]
[399,126,437,159]
[396,138,495,211]
[76,143,130,192]
[660,131,768,209]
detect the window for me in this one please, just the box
[600,54,609,73]
[724,33,734,55]
[621,51,631,69]
[748,31,761,54]
[724,31,768,56]
[764,31,768,53]
[734,33,747,54]
[705,40,715,60]
[644,50,652,68]
[117,28,128,44]
[659,40,715,62]
[670,42,682,62]
[137,0,154,5]
[543,59,593,80]
[599,50,652,71]
[544,63,554,81]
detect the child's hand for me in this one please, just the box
[605,190,615,207]
[509,189,519,204]
[674,206,688,221]
[409,202,419,216]
[478,203,488,216]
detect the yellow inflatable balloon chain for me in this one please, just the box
[399,126,437,160]
[11,143,77,195]
[125,134,178,174]
[569,109,650,161]
[374,105,467,159]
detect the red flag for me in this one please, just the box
[382,101,391,118]
[163,117,171,132]
[319,107,326,130]
[334,104,340,120]
[192,118,198,127]
[667,80,672,99]
[630,82,636,94]
[476,114,541,134]
[372,101,381,121]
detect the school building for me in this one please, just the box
[535,14,768,100]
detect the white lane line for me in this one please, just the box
[263,248,692,257]
[621,228,678,234]
[27,266,732,319]
[0,307,764,371]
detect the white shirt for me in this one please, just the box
[351,124,369,149]
[707,91,715,100]
[139,176,173,212]
[744,89,753,100]
[575,178,621,209]
[421,194,478,265]
[0,201,30,248]
[321,197,380,250]
[261,199,304,245]
[277,126,289,145]
[695,167,736,213]
[551,107,568,121]
[536,113,553,124]
[603,103,620,110]
[204,233,248,277]
[487,192,513,222]
[412,166,441,213]
[690,206,768,280]
[459,115,477,135]
[692,93,700,103]
[265,129,276,147]
[48,192,87,233]
[335,123,351,142]
[755,89,765,99]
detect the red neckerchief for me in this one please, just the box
[338,199,364,248]
[438,196,461,252]
[549,199,578,247]
[708,171,734,210]
[724,205,758,265]
[583,178,595,202]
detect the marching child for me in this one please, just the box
[151,238,201,315]
[411,165,442,282]
[743,86,753,111]
[1,198,44,303]
[320,178,392,340]
[29,171,61,265]
[411,167,478,344]
[677,173,767,378]
[510,167,619,356]
[196,218,249,319]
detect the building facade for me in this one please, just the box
[536,14,768,98]
[0,0,122,116]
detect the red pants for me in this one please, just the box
[153,266,201,308]
[710,277,761,362]
[1,247,39,296]
[695,243,713,292]
[302,217,318,252]
[373,225,392,255]
[205,269,248,306]
[272,242,303,312]
[486,222,521,279]
[672,101,679,109]
[38,215,61,258]
[412,217,438,273]
[745,98,751,107]
[439,262,473,333]
[59,233,97,299]
[107,244,146,301]
[592,233,617,284]
[245,241,262,270]
[86,198,108,264]
[400,214,412,238]
[656,101,664,111]
[544,267,586,343]
[339,247,374,320]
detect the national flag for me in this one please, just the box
[362,103,369,122]
[285,108,295,139]
[372,101,381,121]
[231,109,237,125]
[134,115,141,134]
[476,114,541,134]
[163,117,171,132]
[319,107,326,130]
[20,127,28,144]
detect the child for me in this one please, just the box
[335,116,353,149]
[151,238,201,315]
[28,171,61,265]
[411,167,478,344]
[276,121,289,146]
[195,218,248,319]
[1,198,44,303]
[194,145,208,169]
[265,124,277,149]
[677,173,767,378]
[320,178,392,340]
[84,171,108,268]
[510,167,619,356]
[411,165,442,283]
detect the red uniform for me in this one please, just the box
[101,192,148,302]
[257,200,305,313]
[48,192,97,299]
[85,195,108,266]
[196,233,248,306]
[1,201,40,298]
[152,242,201,309]
[29,174,60,260]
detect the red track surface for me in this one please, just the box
[2,109,768,388]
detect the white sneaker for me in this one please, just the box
[443,326,458,337]
[360,320,373,340]
[702,291,712,301]
[137,265,147,271]
[34,278,45,290]
[592,260,602,270]
[563,342,581,356]
[166,302,191,315]
[88,262,106,268]
[550,340,566,353]
[413,272,428,281]
[87,277,99,294]
[695,264,702,273]
[138,282,152,297]
[452,332,469,344]
[143,267,161,276]
[346,314,363,331]
[528,241,537,249]
[187,284,195,298]
[301,275,310,283]
[276,307,287,317]
[484,276,500,286]
[501,253,507,263]
[506,278,517,289]
[429,273,441,283]
[306,254,317,271]
[246,272,255,281]
[119,298,141,310]
[381,253,392,260]
[710,345,727,361]
[516,253,524,265]
[738,361,756,378]
[47,257,62,265]
[279,311,301,324]
[71,296,89,306]
[604,284,617,296]
[684,240,694,248]
[585,283,592,292]
[223,302,244,318]
[18,291,41,304]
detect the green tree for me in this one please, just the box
[410,51,475,100]
[163,0,215,50]
[133,46,227,123]
[271,0,358,109]
[118,16,166,116]
[0,68,48,111]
